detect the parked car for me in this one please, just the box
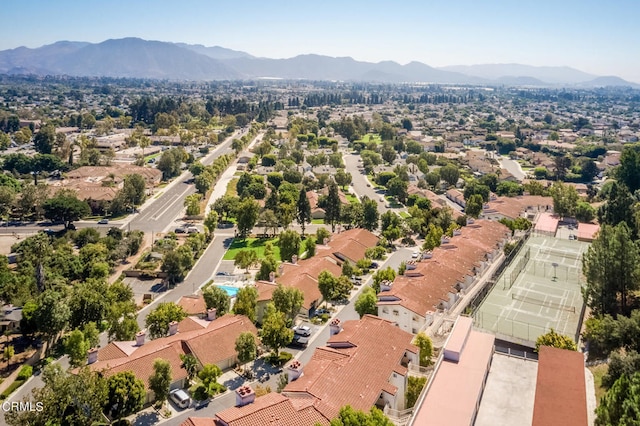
[67,223,76,230]
[370,262,379,269]
[314,308,331,316]
[187,227,199,234]
[293,325,312,337]
[98,218,109,224]
[216,271,231,276]
[288,335,309,349]
[169,389,191,409]
[412,251,419,259]
[174,227,187,234]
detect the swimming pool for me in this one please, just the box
[215,285,239,297]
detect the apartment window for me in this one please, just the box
[382,308,389,314]
[393,310,399,316]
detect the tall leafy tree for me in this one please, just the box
[236,197,260,238]
[64,329,89,367]
[616,145,640,193]
[583,223,640,316]
[105,371,145,420]
[5,365,107,426]
[296,188,312,238]
[414,332,434,367]
[354,287,378,318]
[597,181,635,227]
[439,164,460,187]
[234,249,258,272]
[203,284,231,315]
[278,229,301,263]
[361,196,379,231]
[596,372,640,426]
[324,181,342,232]
[35,290,70,354]
[233,286,258,323]
[149,358,172,405]
[330,405,394,426]
[465,194,484,219]
[43,191,91,229]
[145,302,187,339]
[272,284,304,322]
[33,125,55,154]
[261,303,293,356]
[549,181,579,218]
[235,332,258,370]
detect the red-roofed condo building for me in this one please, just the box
[181,315,420,426]
[377,220,510,334]
[88,314,257,404]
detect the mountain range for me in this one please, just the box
[0,37,637,88]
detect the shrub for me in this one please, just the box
[17,365,33,381]
[0,379,25,400]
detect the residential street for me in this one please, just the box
[163,247,414,426]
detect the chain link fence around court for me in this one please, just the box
[511,292,576,313]
[529,260,583,282]
[473,310,551,345]
[503,247,530,290]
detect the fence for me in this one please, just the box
[466,232,531,315]
[511,292,576,313]
[503,247,530,290]
[473,310,550,345]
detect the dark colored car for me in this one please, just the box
[288,335,309,349]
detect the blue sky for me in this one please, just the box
[3,0,640,82]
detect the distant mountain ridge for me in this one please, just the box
[0,38,637,87]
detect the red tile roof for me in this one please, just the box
[379,220,509,315]
[177,294,207,316]
[214,392,330,426]
[284,315,417,418]
[91,314,257,391]
[532,346,587,426]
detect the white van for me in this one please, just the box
[170,389,191,409]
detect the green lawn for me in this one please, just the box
[311,218,325,224]
[345,193,360,204]
[225,178,239,198]
[589,363,608,407]
[223,237,308,261]
[223,237,281,261]
[355,133,382,144]
[144,152,162,162]
[399,211,411,219]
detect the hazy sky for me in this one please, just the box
[3,0,639,82]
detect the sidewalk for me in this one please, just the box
[0,346,43,395]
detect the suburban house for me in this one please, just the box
[577,222,600,242]
[53,164,162,211]
[306,188,349,220]
[283,315,419,414]
[87,314,257,404]
[0,305,22,333]
[445,188,466,208]
[255,228,379,321]
[376,220,510,334]
[407,185,447,208]
[182,315,418,426]
[177,294,207,316]
[481,195,553,221]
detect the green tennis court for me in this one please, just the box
[473,235,589,348]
